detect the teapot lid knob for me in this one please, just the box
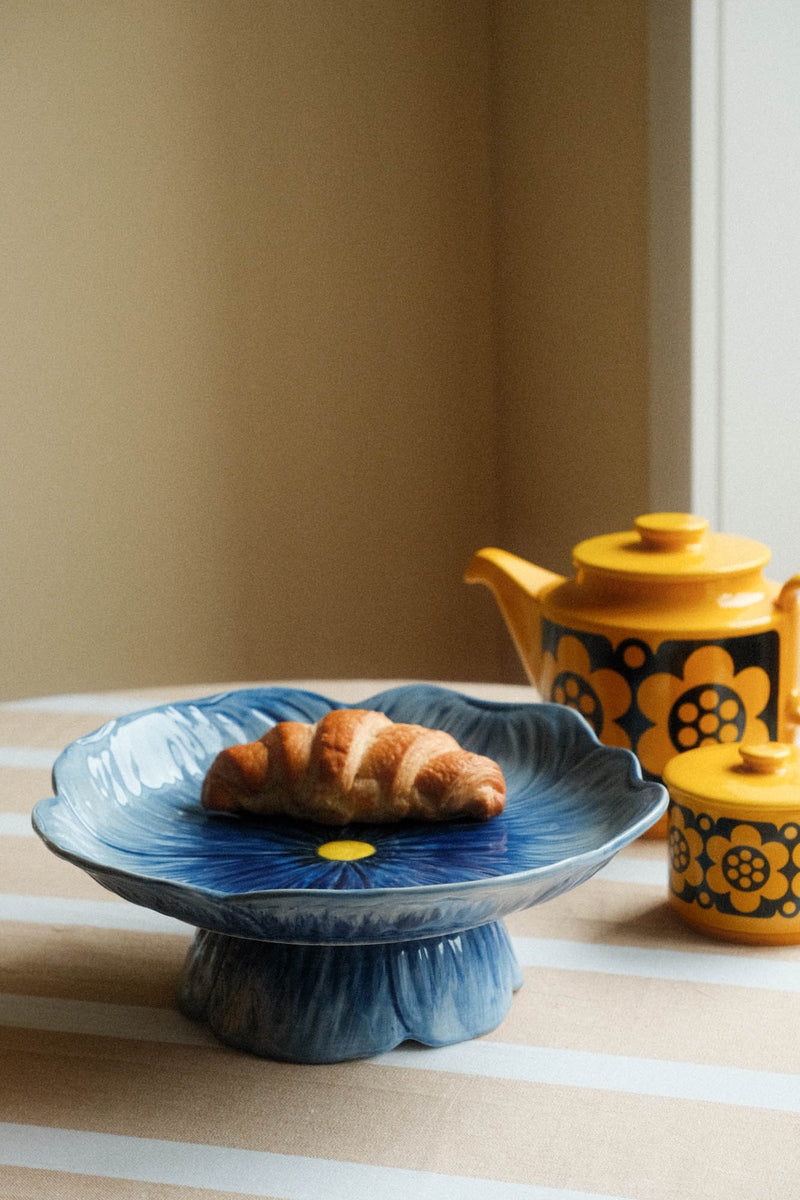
[635,513,708,552]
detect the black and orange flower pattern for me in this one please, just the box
[636,645,771,778]
[668,804,800,921]
[704,823,790,914]
[668,805,704,896]
[540,635,631,747]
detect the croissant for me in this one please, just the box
[201,708,505,824]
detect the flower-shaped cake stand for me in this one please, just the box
[33,686,666,1063]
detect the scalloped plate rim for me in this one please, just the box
[33,684,667,904]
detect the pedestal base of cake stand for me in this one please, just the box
[178,919,523,1064]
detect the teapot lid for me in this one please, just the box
[573,513,770,580]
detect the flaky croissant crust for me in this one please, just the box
[201,708,506,824]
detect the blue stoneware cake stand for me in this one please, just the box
[33,685,666,1063]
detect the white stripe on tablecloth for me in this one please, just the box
[595,855,664,886]
[0,814,35,837]
[2,990,800,1115]
[511,936,800,990]
[2,890,800,992]
[0,684,393,714]
[0,1122,624,1200]
[0,747,58,769]
[0,893,193,935]
[0,681,539,714]
[380,1041,800,1113]
[0,692,174,714]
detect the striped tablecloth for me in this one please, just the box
[2,680,799,1199]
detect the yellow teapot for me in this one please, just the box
[466,514,800,837]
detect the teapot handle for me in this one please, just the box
[777,575,800,742]
[785,689,800,742]
[776,573,800,611]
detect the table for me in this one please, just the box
[1,679,799,1199]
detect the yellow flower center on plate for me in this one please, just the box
[317,840,376,861]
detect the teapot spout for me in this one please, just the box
[465,547,565,686]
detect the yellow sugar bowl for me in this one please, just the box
[664,742,800,943]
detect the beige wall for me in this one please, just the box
[1,0,649,701]
[493,0,651,576]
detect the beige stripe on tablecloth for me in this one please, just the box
[0,711,118,750]
[2,837,131,900]
[1,1026,798,1200]
[508,877,800,961]
[0,768,52,813]
[4,927,800,1075]
[0,687,358,747]
[2,924,188,1006]
[490,962,800,1073]
[0,1164,275,1200]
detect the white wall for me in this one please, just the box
[715,0,800,584]
[650,0,800,585]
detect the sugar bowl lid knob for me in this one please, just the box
[738,743,792,775]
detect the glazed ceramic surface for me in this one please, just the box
[665,741,800,944]
[466,513,800,839]
[33,685,666,1061]
[33,685,665,944]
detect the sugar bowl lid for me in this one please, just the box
[572,513,771,580]
[664,742,800,808]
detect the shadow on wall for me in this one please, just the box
[1,0,649,700]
